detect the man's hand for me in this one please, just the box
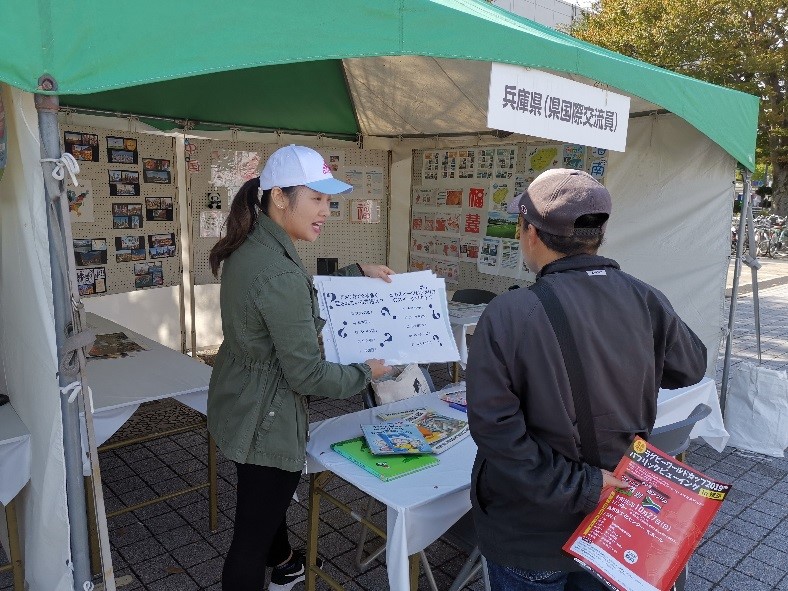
[599,469,627,503]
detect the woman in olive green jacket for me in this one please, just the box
[208,145,392,591]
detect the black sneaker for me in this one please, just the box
[269,549,323,591]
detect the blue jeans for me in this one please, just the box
[487,561,611,591]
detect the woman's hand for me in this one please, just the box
[365,358,393,380]
[360,264,395,282]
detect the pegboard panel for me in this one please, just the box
[410,142,609,293]
[186,139,389,285]
[62,125,180,297]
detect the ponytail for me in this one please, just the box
[209,178,262,277]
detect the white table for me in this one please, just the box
[447,302,485,369]
[0,403,31,590]
[84,313,212,447]
[305,378,728,591]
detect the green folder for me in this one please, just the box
[331,436,440,482]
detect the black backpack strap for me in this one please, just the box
[530,280,601,467]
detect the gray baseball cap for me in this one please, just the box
[507,168,611,237]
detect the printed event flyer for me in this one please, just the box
[563,437,730,591]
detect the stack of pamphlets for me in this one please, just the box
[563,437,731,591]
[377,407,470,453]
[313,271,459,365]
[438,383,467,412]
[361,421,433,454]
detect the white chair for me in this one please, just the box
[649,403,712,591]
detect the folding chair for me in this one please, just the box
[649,403,712,591]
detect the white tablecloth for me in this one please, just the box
[655,376,728,452]
[84,313,212,445]
[307,392,473,591]
[0,404,32,506]
[307,378,728,590]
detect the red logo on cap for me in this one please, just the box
[322,162,331,175]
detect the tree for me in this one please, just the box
[570,1,788,213]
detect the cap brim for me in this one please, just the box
[305,177,354,195]
[506,193,523,214]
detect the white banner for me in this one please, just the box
[487,64,630,152]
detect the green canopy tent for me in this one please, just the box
[0,2,759,590]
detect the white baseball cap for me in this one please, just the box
[259,144,353,195]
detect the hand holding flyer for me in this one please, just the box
[563,437,731,591]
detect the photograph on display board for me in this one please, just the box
[563,144,586,170]
[112,203,143,229]
[486,212,519,240]
[106,136,138,164]
[148,233,176,258]
[436,188,463,208]
[77,267,107,296]
[108,169,141,196]
[114,236,146,263]
[142,158,172,184]
[73,238,108,267]
[67,180,95,223]
[63,132,99,162]
[145,197,174,221]
[134,261,164,289]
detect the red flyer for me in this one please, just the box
[563,437,731,591]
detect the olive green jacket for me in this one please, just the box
[207,214,371,471]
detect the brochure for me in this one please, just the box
[562,437,731,591]
[361,421,433,454]
[376,407,470,454]
[88,332,147,359]
[331,436,440,482]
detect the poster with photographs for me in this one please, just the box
[134,261,164,289]
[145,197,174,221]
[422,150,440,183]
[67,180,95,223]
[328,199,344,221]
[563,144,586,170]
[112,203,143,229]
[77,267,107,296]
[114,236,146,263]
[108,169,141,196]
[106,136,138,164]
[494,147,517,180]
[73,238,108,267]
[148,233,176,258]
[142,158,172,184]
[436,188,463,208]
[64,132,99,162]
[325,150,345,173]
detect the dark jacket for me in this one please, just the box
[467,254,707,571]
[207,214,370,471]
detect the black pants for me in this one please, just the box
[222,462,303,590]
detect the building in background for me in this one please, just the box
[492,0,580,28]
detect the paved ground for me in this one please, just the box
[2,257,787,591]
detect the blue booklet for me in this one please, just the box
[360,421,433,455]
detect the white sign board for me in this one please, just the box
[314,272,460,365]
[487,63,630,152]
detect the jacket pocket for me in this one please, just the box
[471,458,490,514]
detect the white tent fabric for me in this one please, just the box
[603,114,733,375]
[344,57,663,136]
[0,83,72,591]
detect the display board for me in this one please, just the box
[186,139,389,285]
[62,125,180,296]
[410,142,608,292]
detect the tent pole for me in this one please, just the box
[720,171,752,416]
[742,173,762,362]
[34,79,93,591]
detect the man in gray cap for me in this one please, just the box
[466,168,707,590]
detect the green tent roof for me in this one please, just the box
[0,0,758,168]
